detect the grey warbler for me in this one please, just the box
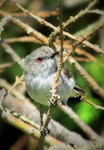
[22,46,84,106]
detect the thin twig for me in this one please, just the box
[39,0,64,143]
[75,48,104,68]
[63,0,98,29]
[0,107,63,146]
[12,0,57,31]
[0,78,27,103]
[0,10,48,44]
[63,29,104,56]
[0,15,12,34]
[49,0,98,44]
[0,0,7,8]
[59,103,98,139]
[8,75,24,93]
[64,20,104,61]
[0,10,104,55]
[0,40,22,66]
[5,36,41,43]
[64,21,104,59]
[9,1,104,56]
[11,10,57,18]
[1,89,104,149]
[75,21,104,46]
[69,57,104,100]
[81,96,104,110]
[0,62,14,69]
[89,9,104,16]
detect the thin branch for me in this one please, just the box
[59,103,98,139]
[69,57,104,100]
[39,0,64,143]
[4,36,104,69]
[75,48,104,68]
[8,75,24,93]
[11,10,57,18]
[63,0,98,29]
[0,78,27,103]
[0,10,48,44]
[0,107,64,147]
[49,0,98,44]
[63,28,104,56]
[0,40,22,66]
[0,10,103,56]
[0,0,7,8]
[0,15,12,34]
[55,39,104,68]
[0,62,14,69]
[89,9,104,16]
[12,0,57,31]
[81,96,104,110]
[75,21,104,46]
[49,0,64,103]
[1,89,104,150]
[5,36,41,44]
[10,1,104,56]
[65,20,104,58]
[0,89,90,148]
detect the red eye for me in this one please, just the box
[37,58,43,62]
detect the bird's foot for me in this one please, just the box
[40,126,50,136]
[48,93,60,106]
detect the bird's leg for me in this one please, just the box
[39,104,43,128]
[39,104,50,136]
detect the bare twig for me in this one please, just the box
[89,9,104,16]
[0,40,22,66]
[59,103,98,139]
[0,62,14,69]
[49,0,98,44]
[9,1,104,56]
[65,21,104,59]
[0,78,27,103]
[75,21,104,46]
[63,30,104,56]
[11,10,57,18]
[49,0,64,104]
[0,10,103,56]
[1,89,104,149]
[81,96,104,110]
[0,89,89,147]
[75,48,104,68]
[0,15,12,34]
[12,0,57,32]
[0,10,48,44]
[63,0,98,29]
[38,2,64,147]
[69,57,104,100]
[5,36,41,44]
[64,20,104,61]
[0,107,64,146]
[8,75,24,93]
[0,0,7,8]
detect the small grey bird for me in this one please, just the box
[22,46,85,106]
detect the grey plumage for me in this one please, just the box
[23,46,85,106]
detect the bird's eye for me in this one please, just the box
[36,58,43,62]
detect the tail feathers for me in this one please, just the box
[70,85,86,98]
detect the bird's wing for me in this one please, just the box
[63,65,86,98]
